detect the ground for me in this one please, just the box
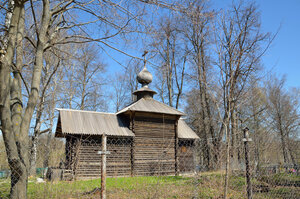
[0,171,299,198]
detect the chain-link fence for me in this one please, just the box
[0,133,299,199]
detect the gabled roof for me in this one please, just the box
[116,98,185,116]
[55,108,198,139]
[178,119,199,139]
[55,109,134,137]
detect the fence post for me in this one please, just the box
[243,127,253,199]
[101,133,107,199]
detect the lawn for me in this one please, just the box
[0,172,299,198]
[0,176,194,199]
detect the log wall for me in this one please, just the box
[63,113,196,179]
[133,112,177,176]
[178,139,195,173]
[65,135,132,179]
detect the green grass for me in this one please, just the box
[260,172,300,186]
[1,176,192,199]
[0,178,10,198]
[1,172,299,198]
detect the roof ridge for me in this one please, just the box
[115,99,140,114]
[116,98,185,116]
[56,108,115,115]
[148,98,185,115]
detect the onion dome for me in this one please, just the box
[133,66,156,101]
[137,66,152,88]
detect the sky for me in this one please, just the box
[260,0,300,88]
[103,0,300,90]
[217,0,300,88]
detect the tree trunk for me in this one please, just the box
[199,113,211,170]
[2,1,50,198]
[212,141,221,169]
[29,136,38,176]
[279,129,289,164]
[224,119,230,199]
[1,2,30,198]
[215,112,229,170]
[44,129,53,168]
[253,111,261,174]
[166,35,173,107]
[231,111,239,169]
[287,136,296,167]
[201,93,211,169]
[10,162,28,199]
[197,51,214,170]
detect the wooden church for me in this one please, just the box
[55,66,199,179]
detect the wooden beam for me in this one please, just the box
[130,111,135,177]
[101,133,107,199]
[175,116,179,176]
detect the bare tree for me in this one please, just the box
[43,67,64,169]
[28,50,61,176]
[109,58,145,112]
[242,83,267,172]
[62,43,106,111]
[266,75,300,166]
[0,1,49,197]
[110,72,130,112]
[126,59,143,101]
[0,0,146,197]
[181,0,215,170]
[213,2,273,198]
[150,17,187,109]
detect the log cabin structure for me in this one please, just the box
[55,65,199,179]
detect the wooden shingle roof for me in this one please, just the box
[178,119,199,139]
[116,98,185,116]
[55,109,134,137]
[55,108,198,139]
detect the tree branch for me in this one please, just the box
[40,128,50,135]
[11,63,30,95]
[24,36,36,48]
[30,0,39,39]
[51,0,75,16]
